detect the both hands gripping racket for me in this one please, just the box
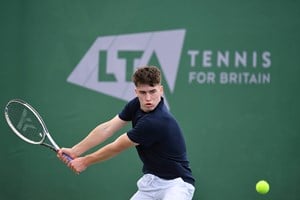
[4,99,72,163]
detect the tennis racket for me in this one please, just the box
[4,99,72,162]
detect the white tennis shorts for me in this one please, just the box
[130,174,195,200]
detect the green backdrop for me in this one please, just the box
[1,0,299,199]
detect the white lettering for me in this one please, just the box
[262,51,271,68]
[202,50,212,67]
[189,72,216,84]
[252,51,257,68]
[188,50,272,68]
[235,51,247,67]
[187,50,199,67]
[217,51,229,67]
[219,72,270,84]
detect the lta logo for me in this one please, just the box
[67,29,272,103]
[67,29,186,103]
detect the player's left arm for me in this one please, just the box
[68,133,138,173]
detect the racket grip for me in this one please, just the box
[62,153,73,162]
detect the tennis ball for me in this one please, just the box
[256,180,270,194]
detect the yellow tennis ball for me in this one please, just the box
[256,180,270,194]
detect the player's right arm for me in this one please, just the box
[59,115,128,158]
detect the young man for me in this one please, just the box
[58,66,195,199]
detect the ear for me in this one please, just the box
[160,85,164,94]
[134,88,138,96]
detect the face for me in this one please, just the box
[135,84,163,112]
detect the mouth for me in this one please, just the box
[141,101,157,112]
[145,103,152,107]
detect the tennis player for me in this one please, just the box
[58,66,195,199]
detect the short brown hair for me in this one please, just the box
[132,66,161,87]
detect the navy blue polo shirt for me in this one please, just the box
[119,97,195,185]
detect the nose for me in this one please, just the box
[145,93,151,101]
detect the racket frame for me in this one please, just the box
[5,99,60,151]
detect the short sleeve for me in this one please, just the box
[118,97,139,121]
[127,117,161,147]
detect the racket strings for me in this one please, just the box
[7,102,45,143]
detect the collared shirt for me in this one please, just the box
[119,97,195,185]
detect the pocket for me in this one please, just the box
[137,174,155,190]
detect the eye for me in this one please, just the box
[149,89,157,94]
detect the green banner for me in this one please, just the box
[1,0,299,199]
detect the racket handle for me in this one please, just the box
[62,153,73,162]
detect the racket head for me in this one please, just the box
[4,99,48,145]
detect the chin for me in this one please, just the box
[142,106,154,112]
